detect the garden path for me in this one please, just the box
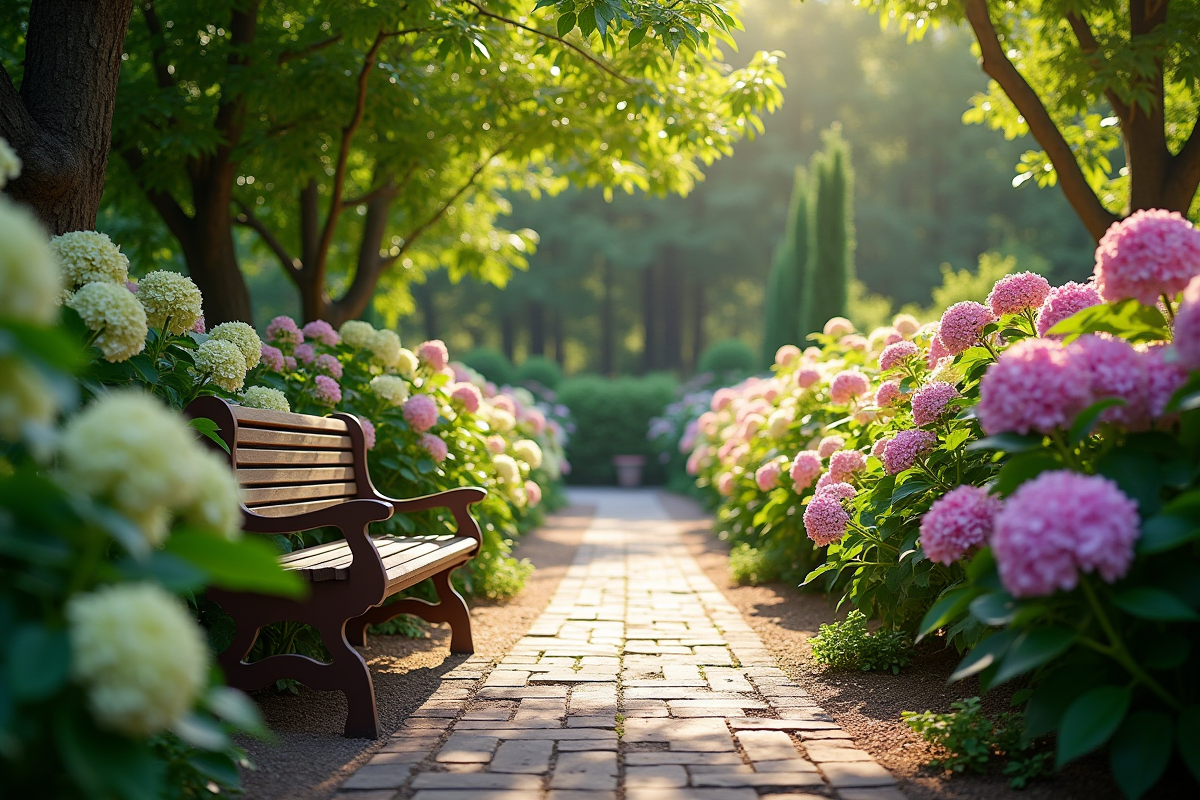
[334,488,903,800]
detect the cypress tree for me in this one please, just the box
[761,166,810,365]
[802,129,856,337]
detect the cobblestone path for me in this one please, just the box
[336,489,903,800]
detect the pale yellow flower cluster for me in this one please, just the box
[513,439,543,470]
[370,374,410,406]
[0,197,62,325]
[339,320,376,349]
[137,270,203,335]
[67,583,209,736]
[194,339,247,392]
[0,358,56,441]
[395,347,419,377]
[69,282,149,363]
[50,230,130,289]
[493,454,521,484]
[209,321,261,369]
[368,329,402,369]
[241,385,290,412]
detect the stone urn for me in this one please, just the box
[612,455,647,488]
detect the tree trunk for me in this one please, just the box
[0,0,133,233]
[501,312,516,362]
[690,281,706,373]
[187,163,254,324]
[641,264,658,374]
[528,300,546,356]
[662,248,682,371]
[552,309,565,367]
[417,279,438,340]
[600,257,615,376]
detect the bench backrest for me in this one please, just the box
[186,396,377,519]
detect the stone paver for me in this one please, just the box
[338,489,903,799]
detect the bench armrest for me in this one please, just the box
[375,487,487,548]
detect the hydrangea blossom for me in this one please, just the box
[1093,209,1200,304]
[919,486,1002,565]
[0,358,57,441]
[911,382,959,427]
[711,388,737,412]
[260,344,286,372]
[993,471,1139,597]
[829,450,867,483]
[339,320,375,349]
[368,329,402,369]
[1142,343,1188,419]
[823,317,854,337]
[419,432,448,463]
[803,482,856,546]
[136,271,203,335]
[874,380,905,408]
[893,313,920,337]
[790,451,823,491]
[0,198,62,324]
[360,418,376,450]
[987,272,1052,317]
[1036,282,1104,338]
[396,347,419,377]
[767,408,794,438]
[450,382,483,413]
[266,315,304,349]
[418,339,450,371]
[978,339,1093,435]
[937,301,995,355]
[194,339,247,392]
[486,435,506,454]
[868,326,903,350]
[755,460,783,491]
[871,437,891,458]
[775,344,801,367]
[796,368,821,389]
[829,370,871,405]
[1173,274,1200,371]
[69,282,148,362]
[241,386,290,413]
[311,374,341,406]
[927,331,949,369]
[209,321,262,369]
[817,436,845,458]
[302,319,340,346]
[50,230,130,289]
[514,439,543,470]
[882,429,937,475]
[879,340,920,372]
[403,393,439,431]
[191,316,207,334]
[525,480,543,507]
[1068,334,1146,428]
[313,353,343,379]
[840,334,868,351]
[294,343,315,364]
[493,454,520,483]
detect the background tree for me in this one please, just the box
[870,0,1200,238]
[802,128,854,335]
[761,165,809,364]
[0,0,133,232]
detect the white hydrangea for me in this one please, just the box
[69,282,148,362]
[370,374,409,406]
[493,453,521,484]
[185,454,243,540]
[0,357,57,441]
[194,339,247,392]
[512,439,543,470]
[49,230,129,289]
[490,408,516,434]
[58,392,199,545]
[395,347,419,377]
[241,385,290,412]
[508,484,528,509]
[339,320,376,349]
[67,583,208,736]
[137,270,203,335]
[208,321,261,369]
[368,329,401,369]
[0,197,62,324]
[0,136,20,188]
[767,408,794,439]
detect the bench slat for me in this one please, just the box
[236,427,353,451]
[243,481,357,506]
[231,405,349,433]
[249,497,349,518]
[236,448,355,467]
[278,535,475,584]
[237,466,357,486]
[279,536,425,572]
[384,538,476,586]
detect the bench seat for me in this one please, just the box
[279,534,477,586]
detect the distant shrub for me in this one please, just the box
[462,347,515,385]
[558,374,677,484]
[698,338,756,374]
[809,610,912,673]
[517,355,563,390]
[729,543,780,585]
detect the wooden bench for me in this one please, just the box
[186,396,486,738]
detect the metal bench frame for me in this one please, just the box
[186,396,486,738]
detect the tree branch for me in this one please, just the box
[458,0,631,83]
[119,147,195,248]
[140,0,175,90]
[278,33,343,64]
[1065,11,1131,122]
[234,199,301,275]
[962,0,1118,240]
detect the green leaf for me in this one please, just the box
[966,433,1044,453]
[994,451,1060,496]
[627,25,647,48]
[917,586,978,641]
[6,624,70,700]
[556,11,576,37]
[1057,685,1131,767]
[1096,447,1162,516]
[1138,514,1200,554]
[173,713,231,751]
[188,417,231,454]
[1112,587,1199,621]
[164,529,306,598]
[944,428,971,450]
[186,751,242,788]
[950,630,1016,683]
[890,479,930,506]
[55,704,165,800]
[969,591,1017,626]
[118,551,207,592]
[128,353,160,385]
[533,0,557,10]
[1110,711,1172,799]
[1068,397,1125,444]
[1179,706,1200,783]
[992,627,1075,685]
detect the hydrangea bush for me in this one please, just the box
[680,210,1200,798]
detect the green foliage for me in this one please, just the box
[516,355,563,390]
[902,697,1053,788]
[801,128,855,337]
[762,166,810,364]
[558,373,677,484]
[462,347,516,386]
[809,610,912,673]
[729,543,780,585]
[698,339,756,375]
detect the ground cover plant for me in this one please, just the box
[679,209,1200,797]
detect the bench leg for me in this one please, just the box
[320,623,380,739]
[217,618,263,689]
[347,565,474,654]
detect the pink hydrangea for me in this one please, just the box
[871,437,891,458]
[755,460,783,492]
[927,332,949,369]
[191,316,207,334]
[266,315,304,349]
[716,472,736,496]
[818,436,845,458]
[302,319,341,347]
[1142,343,1188,420]
[360,418,376,450]
[840,334,868,351]
[1093,209,1200,305]
[525,480,542,507]
[403,394,440,432]
[418,339,450,371]
[1174,274,1200,371]
[492,395,516,415]
[830,370,871,405]
[919,486,1002,566]
[879,340,920,372]
[993,470,1140,597]
[284,356,297,371]
[522,407,547,435]
[874,380,905,408]
[978,339,1093,435]
[829,450,867,483]
[870,326,904,347]
[1036,281,1104,337]
[450,382,483,414]
[1068,334,1146,428]
[937,302,995,355]
[882,429,937,475]
[311,375,341,406]
[294,343,315,364]
[419,432,448,463]
[711,388,737,412]
[988,272,1052,317]
[790,451,823,491]
[486,435,506,454]
[260,344,285,372]
[775,345,801,367]
[824,317,854,337]
[815,471,836,492]
[803,483,856,546]
[796,368,820,389]
[911,382,959,427]
[686,448,706,476]
[313,353,343,379]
